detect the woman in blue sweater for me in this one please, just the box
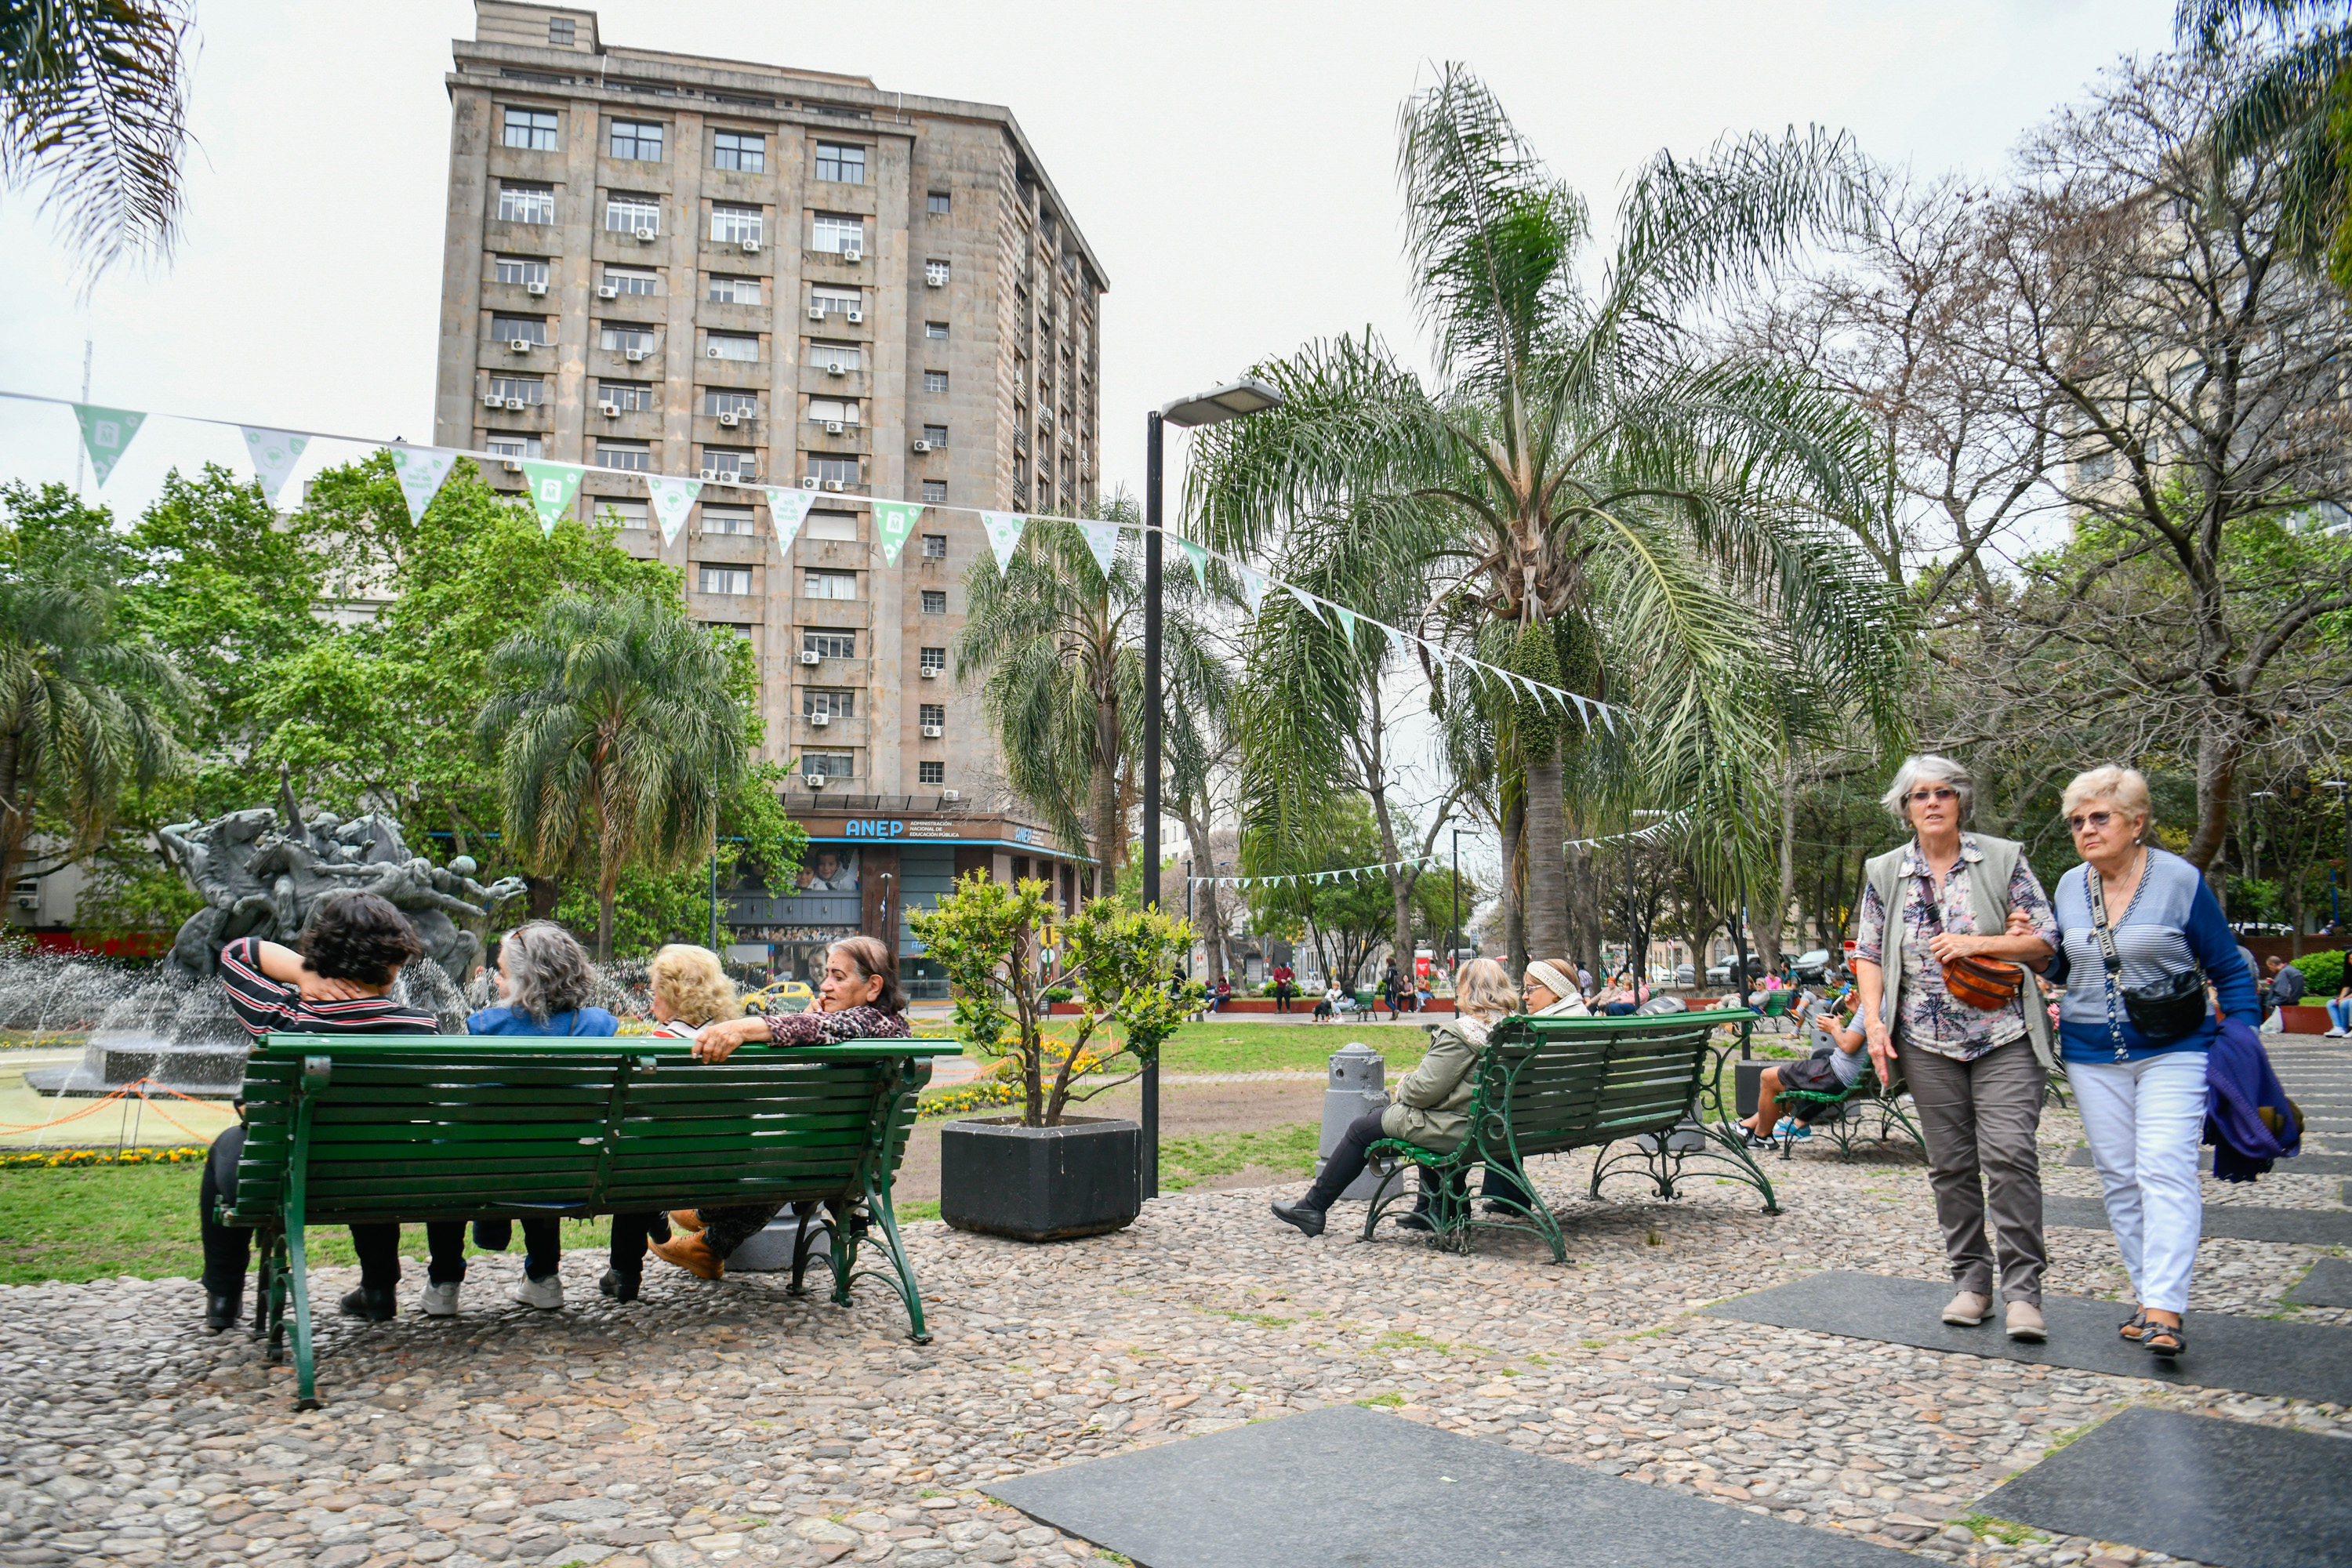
[2049,767,2258,1361]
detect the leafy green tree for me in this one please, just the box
[1187,67,1909,964]
[2186,2,2352,286]
[477,593,748,962]
[552,762,808,957]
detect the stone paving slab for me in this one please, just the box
[1978,1406,2352,1568]
[2063,1145,2352,1174]
[2285,1256,2352,1308]
[1704,1270,2352,1402]
[986,1402,1918,1568]
[2044,1194,2352,1243]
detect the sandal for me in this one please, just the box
[2118,1309,2149,1342]
[2143,1319,2186,1359]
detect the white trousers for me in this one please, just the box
[2064,1050,2209,1315]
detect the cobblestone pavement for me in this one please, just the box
[2,1094,2344,1568]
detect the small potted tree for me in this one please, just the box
[913,874,1199,1240]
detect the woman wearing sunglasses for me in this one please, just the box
[1853,754,2059,1342]
[2047,766,2257,1361]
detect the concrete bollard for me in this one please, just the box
[1318,1041,1394,1200]
[724,1209,833,1272]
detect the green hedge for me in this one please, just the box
[2290,949,2346,993]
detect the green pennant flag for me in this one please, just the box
[74,405,147,488]
[1181,539,1210,589]
[517,460,585,533]
[873,500,924,566]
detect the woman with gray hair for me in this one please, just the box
[1853,754,2059,1342]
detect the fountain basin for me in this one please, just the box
[26,1035,249,1098]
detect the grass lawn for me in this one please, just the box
[962,1020,1433,1076]
[1160,1122,1321,1191]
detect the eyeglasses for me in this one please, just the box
[2066,810,2117,833]
[1907,787,1959,804]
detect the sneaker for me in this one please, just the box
[1775,1117,1812,1141]
[2328,1026,2346,1038]
[417,1280,461,1318]
[514,1273,565,1311]
[1744,1128,1777,1149]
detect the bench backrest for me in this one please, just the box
[1476,1010,1748,1160]
[227,1035,954,1228]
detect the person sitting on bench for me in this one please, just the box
[1744,996,1867,1146]
[201,893,438,1332]
[648,935,911,1280]
[1312,983,1340,1022]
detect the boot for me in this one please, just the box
[649,1231,724,1280]
[668,1209,706,1234]
[1269,1200,1327,1237]
[204,1288,241,1333]
[338,1285,397,1322]
[599,1268,640,1302]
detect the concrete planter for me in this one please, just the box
[939,1115,1141,1242]
[2280,1004,2333,1034]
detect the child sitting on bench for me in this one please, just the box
[1744,996,1867,1146]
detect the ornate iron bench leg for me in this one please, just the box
[861,1177,930,1344]
[787,1201,822,1298]
[1359,1160,1410,1241]
[250,1225,278,1344]
[285,1216,319,1410]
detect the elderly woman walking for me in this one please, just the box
[1853,755,2058,1342]
[2050,767,2256,1360]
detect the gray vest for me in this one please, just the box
[1861,833,2054,1072]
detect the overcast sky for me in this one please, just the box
[0,0,2180,927]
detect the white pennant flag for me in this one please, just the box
[239,427,309,504]
[979,511,1028,573]
[764,485,817,552]
[1076,517,1124,580]
[1597,701,1618,735]
[387,445,459,525]
[647,474,703,545]
[1283,584,1327,624]
[1385,622,1413,660]
[1237,568,1271,615]
[1569,692,1592,730]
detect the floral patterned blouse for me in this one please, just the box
[1853,834,2057,1061]
[762,1003,912,1046]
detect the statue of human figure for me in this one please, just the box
[159,810,281,978]
[356,856,521,982]
[246,829,379,944]
[333,813,412,866]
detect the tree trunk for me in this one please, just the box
[2187,720,2242,898]
[1566,840,1601,979]
[1753,764,1795,973]
[0,731,28,922]
[597,869,617,965]
[1523,749,1568,959]
[1181,806,1221,979]
[1091,695,1122,895]
[1501,795,1526,981]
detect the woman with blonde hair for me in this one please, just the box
[1272,956,1519,1236]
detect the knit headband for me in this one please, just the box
[1524,960,1580,1001]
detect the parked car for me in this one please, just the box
[1675,964,1695,987]
[1790,949,1832,982]
[1705,961,1733,985]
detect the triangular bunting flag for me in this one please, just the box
[647,474,703,546]
[1330,604,1358,644]
[1569,692,1591,730]
[1237,568,1270,615]
[1283,584,1327,624]
[517,460,585,533]
[873,500,924,566]
[73,405,146,487]
[1076,517,1124,581]
[1597,701,1618,735]
[387,445,459,525]
[238,427,309,504]
[764,486,816,552]
[1181,539,1210,590]
[979,511,1027,573]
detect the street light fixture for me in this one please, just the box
[1140,376,1284,1202]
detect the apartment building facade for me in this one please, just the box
[435,2,1104,986]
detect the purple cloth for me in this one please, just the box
[2204,1018,2302,1182]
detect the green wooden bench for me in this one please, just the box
[218,1033,958,1406]
[1360,1008,1779,1261]
[1766,1053,1924,1160]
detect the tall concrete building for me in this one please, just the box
[434,2,1105,989]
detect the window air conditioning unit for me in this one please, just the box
[525,281,548,296]
[926,274,945,289]
[826,359,846,376]
[940,788,960,802]
[919,666,940,679]
[825,419,844,435]
[482,392,504,408]
[823,479,844,492]
[700,468,723,482]
[599,401,620,418]
[805,774,826,789]
[808,304,826,321]
[504,397,527,411]
[633,226,659,242]
[717,411,741,428]
[800,476,821,491]
[706,345,724,358]
[810,712,831,727]
[502,459,524,473]
[920,724,942,739]
[626,348,649,361]
[509,338,534,353]
[799,649,822,666]
[911,440,931,454]
[845,308,862,323]
[841,245,862,263]
[1039,408,1053,426]
[742,238,761,254]
[598,284,620,299]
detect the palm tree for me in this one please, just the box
[0,509,186,903]
[1187,67,1911,960]
[477,593,746,963]
[2,1,194,283]
[955,495,1229,885]
[2183,2,2352,285]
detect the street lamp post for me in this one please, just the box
[1138,377,1284,1202]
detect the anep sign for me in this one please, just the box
[844,819,907,839]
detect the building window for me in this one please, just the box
[486,435,543,459]
[601,265,656,295]
[925,321,948,339]
[705,332,760,361]
[547,16,575,45]
[595,441,650,471]
[921,424,948,447]
[488,375,545,405]
[811,213,862,254]
[921,534,947,559]
[808,511,858,541]
[803,630,855,659]
[498,182,555,224]
[802,751,855,779]
[608,120,664,162]
[2079,451,2116,481]
[920,703,946,727]
[814,142,866,183]
[706,275,761,305]
[804,568,858,600]
[599,323,655,354]
[702,505,754,535]
[710,203,764,245]
[698,565,753,596]
[502,108,559,151]
[599,379,653,411]
[494,256,550,288]
[597,498,648,531]
[927,191,950,215]
[492,313,549,344]
[704,389,760,418]
[922,370,948,393]
[925,260,950,288]
[804,689,856,718]
[811,285,861,318]
[606,194,660,235]
[811,342,862,373]
[918,760,946,786]
[806,455,860,486]
[808,397,859,425]
[920,481,947,504]
[701,447,757,479]
[919,646,946,674]
[920,590,946,615]
[713,130,765,172]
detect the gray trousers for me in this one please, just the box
[1898,1035,2047,1304]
